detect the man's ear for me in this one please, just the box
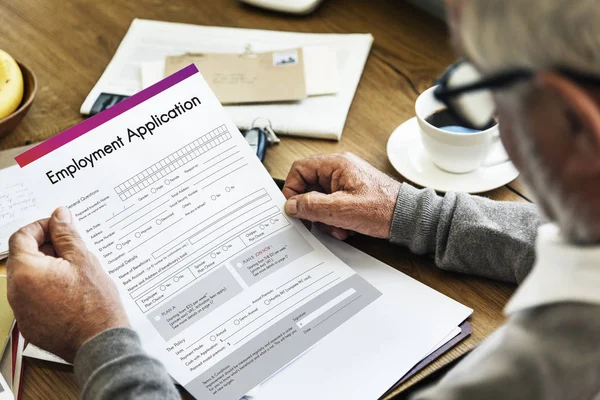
[536,71,600,152]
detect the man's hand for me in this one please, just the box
[283,153,401,240]
[7,207,129,363]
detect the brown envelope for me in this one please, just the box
[164,49,307,104]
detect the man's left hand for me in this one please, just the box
[283,153,401,240]
[7,207,129,362]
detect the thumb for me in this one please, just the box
[285,191,346,227]
[48,207,88,262]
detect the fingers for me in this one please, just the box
[283,154,351,199]
[285,191,350,228]
[39,243,57,257]
[282,158,322,199]
[48,207,89,262]
[7,219,52,278]
[8,218,50,256]
[315,223,349,241]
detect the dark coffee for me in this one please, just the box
[425,109,496,132]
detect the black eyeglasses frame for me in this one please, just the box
[433,60,600,130]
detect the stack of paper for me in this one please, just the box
[17,65,470,399]
[0,278,13,353]
[0,278,16,400]
[16,229,470,399]
[142,46,342,105]
[81,19,373,140]
[0,166,43,259]
[253,231,470,399]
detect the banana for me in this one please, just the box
[0,49,24,120]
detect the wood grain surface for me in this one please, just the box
[0,0,529,398]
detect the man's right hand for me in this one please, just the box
[7,207,129,363]
[283,153,401,240]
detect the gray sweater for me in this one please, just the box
[73,183,600,399]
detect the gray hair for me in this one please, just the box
[457,0,600,75]
[456,0,600,243]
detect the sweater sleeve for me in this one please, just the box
[389,183,544,283]
[74,328,181,400]
[411,303,600,400]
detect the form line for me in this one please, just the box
[131,212,283,298]
[139,275,199,313]
[151,189,268,257]
[132,237,248,300]
[157,218,287,293]
[202,163,248,189]
[117,207,169,239]
[105,153,241,227]
[312,295,363,330]
[109,200,168,229]
[225,272,336,341]
[233,277,341,345]
[105,204,135,222]
[203,146,238,164]
[185,305,253,349]
[128,218,182,253]
[193,158,244,186]
[276,262,324,290]
[130,211,289,299]
[188,208,279,248]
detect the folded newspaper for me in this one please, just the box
[80,19,373,141]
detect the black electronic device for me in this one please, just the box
[241,127,268,162]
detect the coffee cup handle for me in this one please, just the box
[482,135,510,168]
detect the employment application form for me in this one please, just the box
[16,65,380,399]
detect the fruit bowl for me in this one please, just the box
[0,61,37,138]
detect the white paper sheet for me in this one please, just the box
[19,65,383,399]
[254,231,471,400]
[0,328,14,400]
[140,46,341,98]
[18,63,471,400]
[0,335,12,392]
[0,166,43,258]
[81,19,372,140]
[424,326,462,359]
[11,334,23,400]
[302,46,341,96]
[0,372,13,400]
[19,233,470,400]
[22,343,68,365]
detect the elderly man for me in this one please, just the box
[7,0,600,398]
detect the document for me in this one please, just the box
[17,65,382,399]
[81,19,371,140]
[144,46,341,100]
[22,343,68,365]
[254,230,471,400]
[15,227,472,399]
[15,228,472,399]
[0,166,43,258]
[0,372,13,400]
[163,49,309,104]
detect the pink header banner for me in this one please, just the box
[15,64,199,167]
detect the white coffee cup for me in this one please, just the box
[415,86,508,174]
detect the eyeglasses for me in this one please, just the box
[433,60,600,130]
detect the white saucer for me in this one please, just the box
[386,118,519,193]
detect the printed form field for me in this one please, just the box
[114,124,232,200]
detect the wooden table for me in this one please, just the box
[0,0,530,398]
